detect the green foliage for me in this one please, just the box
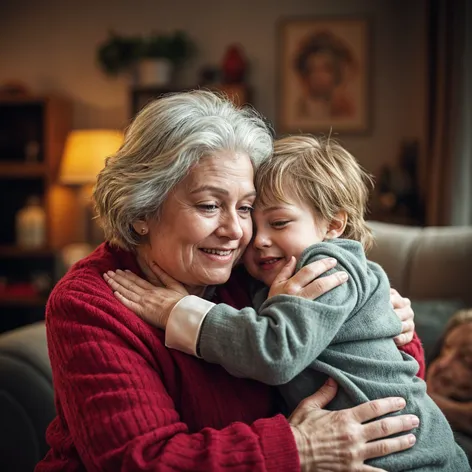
[97,31,195,76]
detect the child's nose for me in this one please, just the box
[254,232,271,248]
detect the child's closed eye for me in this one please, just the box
[270,220,291,229]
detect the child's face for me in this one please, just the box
[243,195,330,286]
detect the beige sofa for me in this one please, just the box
[368,221,472,306]
[0,222,471,471]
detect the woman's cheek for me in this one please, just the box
[241,217,253,247]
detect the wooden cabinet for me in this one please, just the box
[0,96,72,330]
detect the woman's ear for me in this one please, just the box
[325,211,347,239]
[132,220,149,236]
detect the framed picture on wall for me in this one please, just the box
[278,17,369,134]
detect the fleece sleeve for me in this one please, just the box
[199,258,359,385]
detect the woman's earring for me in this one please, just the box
[140,227,148,235]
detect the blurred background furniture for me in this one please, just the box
[0,221,471,471]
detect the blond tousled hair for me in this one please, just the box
[255,135,374,250]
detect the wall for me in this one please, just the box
[0,0,426,173]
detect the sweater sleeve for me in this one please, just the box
[200,256,359,385]
[44,282,299,472]
[398,331,426,379]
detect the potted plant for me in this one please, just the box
[97,32,141,76]
[97,31,195,87]
[138,31,194,86]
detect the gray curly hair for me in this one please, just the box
[94,90,274,250]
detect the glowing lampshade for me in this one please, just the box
[59,129,123,184]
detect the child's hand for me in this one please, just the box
[103,266,189,329]
[268,256,348,300]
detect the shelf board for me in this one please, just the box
[0,162,47,178]
[0,245,57,257]
[0,296,48,307]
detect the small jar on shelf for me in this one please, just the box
[15,196,46,249]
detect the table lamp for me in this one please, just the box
[59,129,123,246]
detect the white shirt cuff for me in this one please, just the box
[165,295,215,357]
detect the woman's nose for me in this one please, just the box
[216,212,243,240]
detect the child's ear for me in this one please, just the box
[325,211,347,239]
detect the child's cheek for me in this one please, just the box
[242,246,258,275]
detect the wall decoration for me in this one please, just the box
[278,17,369,133]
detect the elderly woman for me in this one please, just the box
[37,91,423,472]
[427,310,472,439]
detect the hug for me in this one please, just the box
[37,91,468,471]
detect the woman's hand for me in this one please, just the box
[103,265,189,329]
[268,256,348,300]
[289,378,418,472]
[390,288,415,347]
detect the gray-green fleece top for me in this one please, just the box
[198,239,469,471]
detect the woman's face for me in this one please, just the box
[427,323,472,401]
[138,151,256,293]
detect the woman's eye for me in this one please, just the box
[239,205,254,214]
[271,220,290,228]
[198,204,219,212]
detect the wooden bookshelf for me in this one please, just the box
[0,162,47,178]
[0,296,48,308]
[0,96,72,330]
[0,245,57,257]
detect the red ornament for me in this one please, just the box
[222,45,247,84]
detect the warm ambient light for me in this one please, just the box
[59,129,123,185]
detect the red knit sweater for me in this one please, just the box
[36,243,425,472]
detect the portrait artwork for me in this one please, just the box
[278,18,369,133]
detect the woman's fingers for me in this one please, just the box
[390,289,411,310]
[395,306,414,322]
[297,378,338,411]
[363,433,416,460]
[350,397,407,423]
[362,414,419,442]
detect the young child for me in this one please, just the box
[108,136,469,470]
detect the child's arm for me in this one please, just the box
[105,247,361,385]
[198,263,358,384]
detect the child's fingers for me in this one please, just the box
[272,257,296,285]
[150,262,188,294]
[290,257,337,289]
[300,271,348,300]
[119,269,156,290]
[104,272,142,303]
[113,291,143,316]
[105,270,145,295]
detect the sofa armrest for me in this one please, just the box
[368,222,472,305]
